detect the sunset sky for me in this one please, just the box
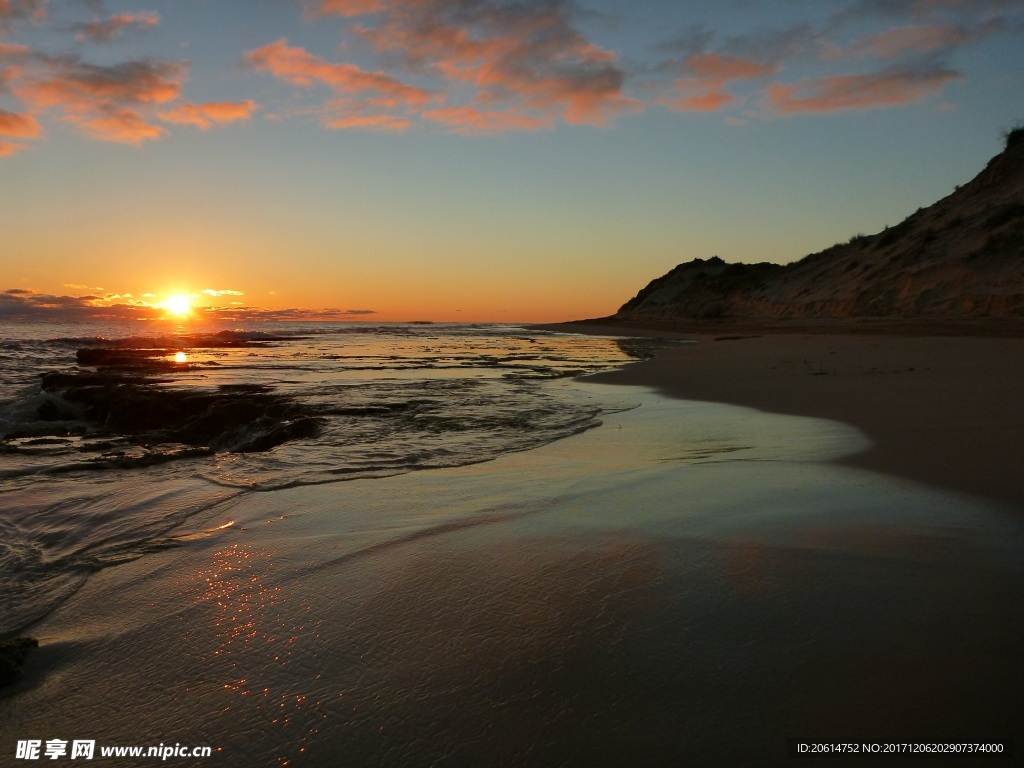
[2,0,1023,322]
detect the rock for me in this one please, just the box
[0,637,38,689]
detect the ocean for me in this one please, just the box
[0,319,671,638]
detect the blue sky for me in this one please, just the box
[2,0,1023,322]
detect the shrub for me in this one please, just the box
[1003,122,1024,150]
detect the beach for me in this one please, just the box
[2,327,1022,766]
[546,324,1024,509]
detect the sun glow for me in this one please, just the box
[161,294,193,316]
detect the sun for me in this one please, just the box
[161,294,193,316]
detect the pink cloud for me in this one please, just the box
[2,43,255,147]
[0,42,31,88]
[158,100,258,129]
[663,90,734,112]
[18,59,183,108]
[843,22,1001,58]
[310,0,383,17]
[308,0,638,128]
[71,107,165,143]
[14,57,185,143]
[246,39,432,107]
[685,52,777,81]
[0,0,46,25]
[324,113,411,131]
[0,42,30,56]
[422,105,552,134]
[0,107,40,137]
[0,139,27,155]
[660,53,777,113]
[767,65,961,114]
[72,12,160,43]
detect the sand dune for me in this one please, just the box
[612,129,1024,322]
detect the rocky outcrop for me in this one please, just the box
[616,129,1024,321]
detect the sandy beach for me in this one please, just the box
[3,329,1023,766]
[543,324,1024,510]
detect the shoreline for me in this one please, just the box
[4,382,1021,765]
[4,375,1023,764]
[543,316,1024,338]
[536,322,1024,510]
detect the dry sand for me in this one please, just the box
[539,323,1024,510]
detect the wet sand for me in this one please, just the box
[2,382,1022,766]
[541,324,1024,510]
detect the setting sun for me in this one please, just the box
[161,294,193,316]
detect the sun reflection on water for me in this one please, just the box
[194,545,282,649]
[182,544,329,765]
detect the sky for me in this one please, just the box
[1,0,1023,323]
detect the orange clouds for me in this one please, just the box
[247,39,432,106]
[14,57,185,143]
[159,100,258,129]
[246,38,431,130]
[686,53,777,81]
[0,9,259,155]
[19,59,183,108]
[661,53,778,113]
[767,66,962,114]
[422,105,552,134]
[1,95,40,155]
[0,0,1018,152]
[324,113,411,131]
[1,46,259,149]
[312,0,383,17]
[0,107,40,136]
[259,0,637,132]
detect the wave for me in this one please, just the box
[0,323,669,638]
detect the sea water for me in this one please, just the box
[0,320,672,637]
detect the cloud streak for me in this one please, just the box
[158,100,258,129]
[0,288,377,322]
[72,12,160,43]
[659,53,779,113]
[766,65,962,114]
[247,38,432,104]
[0,288,137,321]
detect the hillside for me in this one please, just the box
[614,130,1024,322]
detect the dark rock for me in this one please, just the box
[0,637,38,689]
[33,372,322,457]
